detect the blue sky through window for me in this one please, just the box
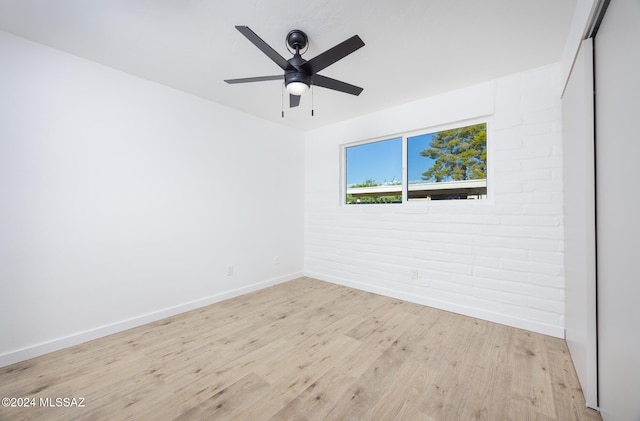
[346,135,439,187]
[346,138,401,187]
[407,133,437,184]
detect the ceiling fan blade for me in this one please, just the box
[289,94,301,108]
[235,26,293,71]
[224,75,282,84]
[312,74,363,96]
[301,35,365,75]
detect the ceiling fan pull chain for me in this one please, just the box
[281,83,285,118]
[311,85,315,117]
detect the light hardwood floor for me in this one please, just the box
[0,277,601,420]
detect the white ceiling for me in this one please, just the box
[0,0,576,131]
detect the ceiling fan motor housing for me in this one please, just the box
[285,70,310,88]
[285,52,310,88]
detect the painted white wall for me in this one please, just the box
[0,30,304,367]
[594,0,640,419]
[561,38,597,408]
[305,64,565,338]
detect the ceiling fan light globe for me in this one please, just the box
[286,81,310,96]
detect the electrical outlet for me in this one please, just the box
[274,256,280,265]
[226,265,234,276]
[411,269,419,280]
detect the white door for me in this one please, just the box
[594,0,640,419]
[561,37,597,409]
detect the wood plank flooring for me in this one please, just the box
[0,277,601,420]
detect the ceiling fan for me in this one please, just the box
[224,26,365,108]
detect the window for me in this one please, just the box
[407,123,487,201]
[344,122,487,204]
[345,137,402,204]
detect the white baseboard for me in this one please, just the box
[0,272,303,368]
[305,271,565,339]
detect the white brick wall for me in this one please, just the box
[304,63,564,337]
